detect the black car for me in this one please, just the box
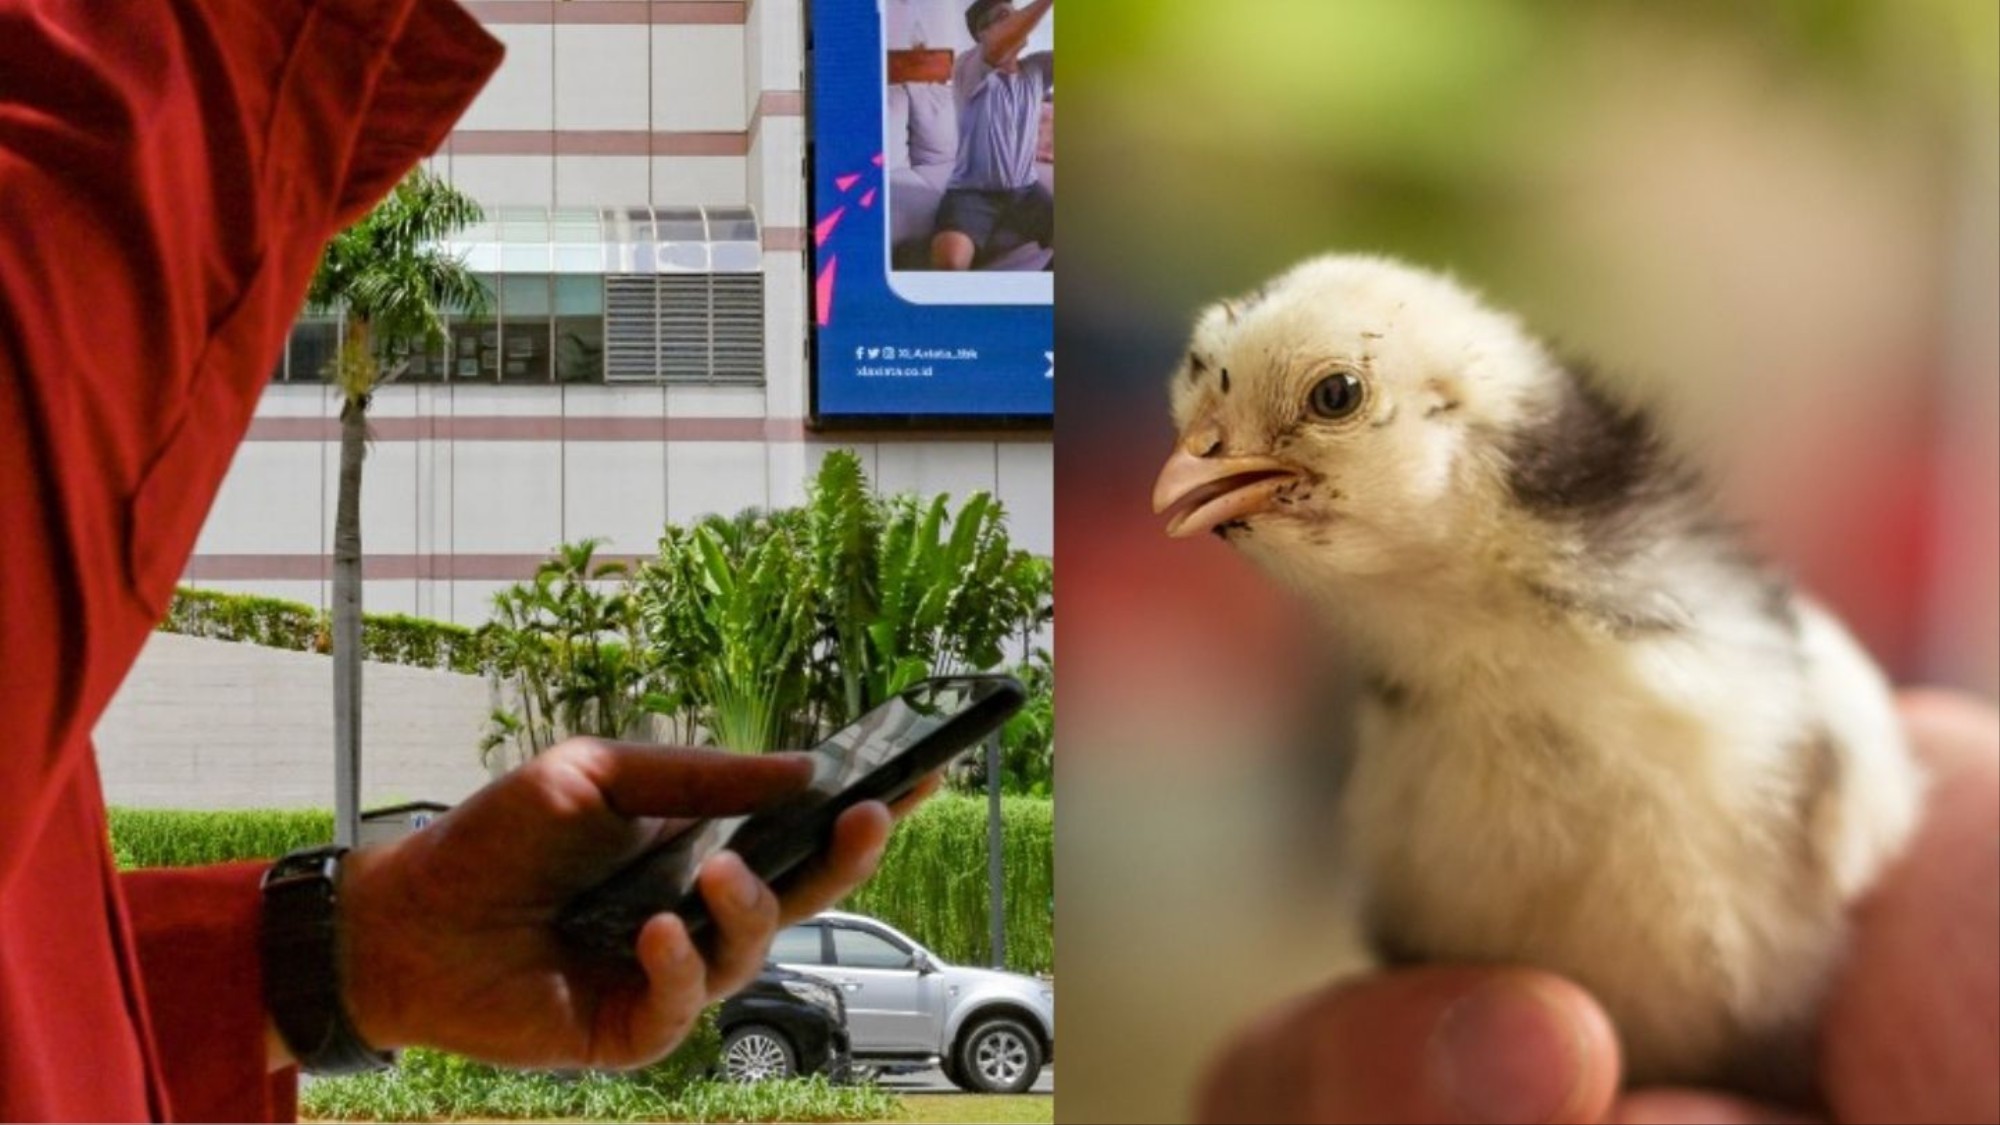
[716,963,852,1082]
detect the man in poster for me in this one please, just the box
[930,0,1055,271]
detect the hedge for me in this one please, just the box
[108,795,1054,974]
[159,587,491,674]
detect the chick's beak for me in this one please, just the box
[1153,435,1301,539]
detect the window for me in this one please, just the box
[288,315,341,384]
[277,206,765,387]
[554,275,604,383]
[772,925,825,966]
[395,331,450,384]
[831,927,915,971]
[499,274,551,383]
[452,273,500,381]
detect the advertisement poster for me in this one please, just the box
[809,0,1055,425]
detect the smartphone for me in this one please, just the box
[880,0,1054,306]
[556,674,1027,961]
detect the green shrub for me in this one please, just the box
[161,587,323,651]
[361,613,491,676]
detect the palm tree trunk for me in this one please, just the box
[333,388,367,846]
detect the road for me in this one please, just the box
[876,1064,1053,1095]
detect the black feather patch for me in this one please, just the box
[1503,360,1702,538]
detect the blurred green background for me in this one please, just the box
[1053,2,1998,1120]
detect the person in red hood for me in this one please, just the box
[0,3,922,1120]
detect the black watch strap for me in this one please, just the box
[260,845,395,1075]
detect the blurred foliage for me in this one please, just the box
[1064,0,1995,316]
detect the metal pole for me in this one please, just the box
[986,730,1005,969]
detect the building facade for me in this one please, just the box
[188,0,1053,626]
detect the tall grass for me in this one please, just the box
[107,795,1054,974]
[106,808,332,869]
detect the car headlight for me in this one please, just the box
[782,979,843,1021]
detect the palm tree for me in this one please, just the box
[305,169,488,846]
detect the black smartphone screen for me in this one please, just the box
[556,674,1025,961]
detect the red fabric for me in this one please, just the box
[0,1,500,1119]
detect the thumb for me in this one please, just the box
[1195,967,1621,1124]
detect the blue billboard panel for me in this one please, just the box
[809,0,1054,424]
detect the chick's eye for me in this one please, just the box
[1308,371,1365,420]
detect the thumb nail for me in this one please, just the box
[1427,976,1590,1124]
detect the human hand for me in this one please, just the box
[324,740,939,1070]
[1194,691,2000,1124]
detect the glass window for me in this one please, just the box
[392,331,450,383]
[831,927,914,971]
[499,274,551,383]
[771,925,824,966]
[655,207,705,242]
[553,275,604,383]
[709,207,759,244]
[289,316,342,385]
[451,274,500,382]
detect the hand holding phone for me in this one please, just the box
[556,675,1026,961]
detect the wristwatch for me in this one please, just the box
[260,845,396,1074]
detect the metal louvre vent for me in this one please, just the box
[605,276,660,383]
[602,274,766,386]
[712,274,766,381]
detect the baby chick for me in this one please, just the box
[1152,254,1924,1098]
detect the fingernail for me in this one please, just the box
[1428,976,1587,1124]
[716,852,762,912]
[661,920,695,964]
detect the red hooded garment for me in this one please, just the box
[0,2,500,1118]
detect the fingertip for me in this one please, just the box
[699,849,768,916]
[1426,971,1619,1125]
[836,801,893,872]
[1194,967,1618,1124]
[637,912,698,980]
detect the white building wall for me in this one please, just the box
[96,634,495,811]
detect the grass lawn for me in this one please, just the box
[893,1094,1053,1124]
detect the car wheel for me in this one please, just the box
[954,1017,1042,1094]
[722,1025,797,1082]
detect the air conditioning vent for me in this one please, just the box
[603,273,765,385]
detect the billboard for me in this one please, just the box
[808,0,1055,426]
